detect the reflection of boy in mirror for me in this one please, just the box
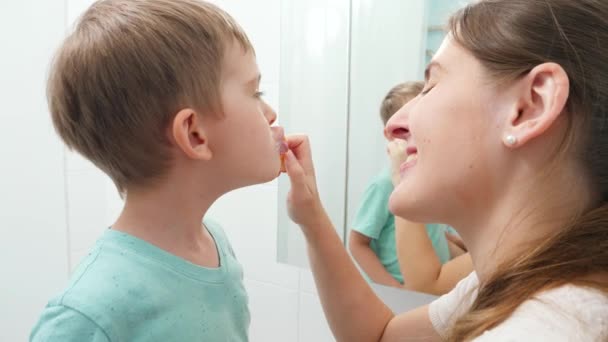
[349,82,455,288]
[31,1,284,340]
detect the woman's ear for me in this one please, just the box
[502,63,569,148]
[172,109,213,160]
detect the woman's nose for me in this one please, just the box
[384,108,410,141]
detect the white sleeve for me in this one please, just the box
[473,286,608,341]
[472,313,577,342]
[428,271,479,339]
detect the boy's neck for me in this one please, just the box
[112,179,223,267]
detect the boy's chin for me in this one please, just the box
[259,165,282,183]
[238,165,281,187]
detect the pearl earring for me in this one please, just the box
[505,135,517,146]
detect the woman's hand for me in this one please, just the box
[283,134,329,230]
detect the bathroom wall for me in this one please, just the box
[0,2,69,341]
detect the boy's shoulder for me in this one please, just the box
[203,218,236,256]
[53,237,159,314]
[36,240,154,340]
[36,220,245,341]
[58,219,235,302]
[59,221,233,306]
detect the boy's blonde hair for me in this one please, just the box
[48,0,253,193]
[379,81,424,124]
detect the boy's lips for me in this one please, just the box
[271,126,288,174]
[271,126,288,153]
[279,141,289,154]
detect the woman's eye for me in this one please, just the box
[255,91,265,98]
[421,86,434,95]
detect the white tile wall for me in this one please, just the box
[0,1,70,341]
[245,279,300,341]
[299,293,335,342]
[299,269,320,295]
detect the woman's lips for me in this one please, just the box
[400,147,418,175]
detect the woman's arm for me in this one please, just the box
[283,135,442,341]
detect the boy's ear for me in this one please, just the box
[172,109,213,161]
[503,62,569,148]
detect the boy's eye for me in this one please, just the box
[255,91,265,98]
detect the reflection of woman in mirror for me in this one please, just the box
[349,82,465,290]
[282,0,608,340]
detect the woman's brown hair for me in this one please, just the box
[446,0,608,340]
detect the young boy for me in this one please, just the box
[348,82,454,288]
[30,1,285,340]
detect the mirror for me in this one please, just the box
[277,0,467,274]
[276,0,352,268]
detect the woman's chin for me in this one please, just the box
[388,191,429,222]
[388,192,410,217]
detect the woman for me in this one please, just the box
[282,0,608,340]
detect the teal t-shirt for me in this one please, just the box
[30,219,249,342]
[352,168,452,284]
